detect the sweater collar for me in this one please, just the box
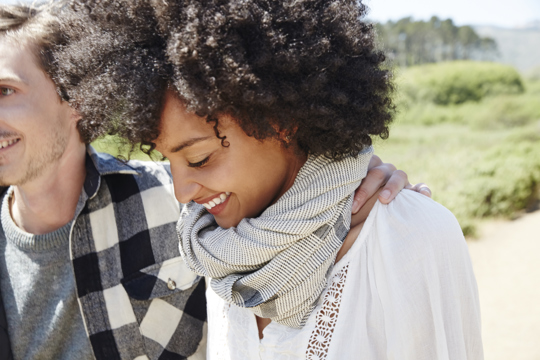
[0,188,72,252]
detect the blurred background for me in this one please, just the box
[367,1,540,359]
[2,0,539,358]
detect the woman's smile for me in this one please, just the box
[195,191,231,215]
[155,90,306,229]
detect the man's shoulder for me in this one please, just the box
[120,160,175,200]
[90,150,172,187]
[124,159,172,182]
[88,151,179,214]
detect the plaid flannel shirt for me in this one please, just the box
[0,147,207,360]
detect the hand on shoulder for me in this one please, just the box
[336,188,382,263]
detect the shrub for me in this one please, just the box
[469,92,540,129]
[467,142,539,212]
[396,81,540,127]
[398,61,525,105]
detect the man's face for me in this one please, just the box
[0,37,76,186]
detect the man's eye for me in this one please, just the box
[1,88,14,96]
[188,156,210,168]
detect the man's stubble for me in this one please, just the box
[0,117,69,187]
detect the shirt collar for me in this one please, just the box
[84,146,140,199]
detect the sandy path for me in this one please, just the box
[467,210,540,360]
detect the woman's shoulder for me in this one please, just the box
[332,194,482,360]
[361,189,471,273]
[375,188,460,227]
[353,190,482,358]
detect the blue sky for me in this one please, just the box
[2,0,539,28]
[366,0,540,28]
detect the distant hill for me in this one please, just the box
[475,25,540,73]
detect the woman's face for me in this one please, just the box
[155,91,306,229]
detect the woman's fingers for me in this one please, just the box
[353,158,433,213]
[377,176,432,205]
[411,182,432,198]
[368,154,383,170]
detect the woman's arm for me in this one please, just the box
[370,191,483,359]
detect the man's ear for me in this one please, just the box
[69,106,82,124]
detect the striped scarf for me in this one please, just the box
[178,147,373,328]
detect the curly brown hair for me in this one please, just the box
[52,0,171,145]
[54,0,394,159]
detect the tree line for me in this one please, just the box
[375,17,498,67]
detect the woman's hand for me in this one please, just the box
[352,155,431,214]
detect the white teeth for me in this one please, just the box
[0,139,18,149]
[202,192,231,210]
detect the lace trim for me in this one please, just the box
[306,264,350,360]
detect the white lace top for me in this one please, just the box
[206,190,484,360]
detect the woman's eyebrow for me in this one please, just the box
[170,136,214,153]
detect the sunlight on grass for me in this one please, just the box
[91,135,164,162]
[378,64,540,236]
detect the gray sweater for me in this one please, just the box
[0,189,94,360]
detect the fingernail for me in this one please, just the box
[421,189,431,197]
[380,190,391,200]
[352,199,360,213]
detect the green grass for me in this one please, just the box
[378,74,540,236]
[395,88,540,128]
[398,61,525,105]
[92,135,160,161]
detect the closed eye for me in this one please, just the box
[188,156,210,168]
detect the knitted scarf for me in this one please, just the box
[177,147,373,328]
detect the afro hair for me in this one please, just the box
[53,0,395,159]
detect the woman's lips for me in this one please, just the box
[206,193,231,216]
[196,191,231,216]
[200,192,230,209]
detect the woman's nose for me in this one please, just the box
[173,180,203,204]
[170,166,203,204]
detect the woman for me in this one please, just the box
[53,0,482,358]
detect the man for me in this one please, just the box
[0,3,426,360]
[0,5,206,359]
